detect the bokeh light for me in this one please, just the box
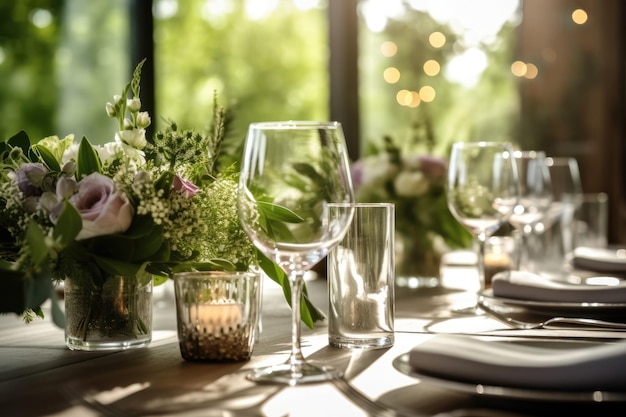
[524,63,538,79]
[381,41,398,57]
[419,86,436,102]
[511,60,527,77]
[423,60,440,76]
[428,32,446,48]
[572,9,588,25]
[383,67,401,83]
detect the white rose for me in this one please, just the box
[394,170,429,197]
[360,153,398,185]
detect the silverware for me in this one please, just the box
[477,298,626,331]
[332,377,421,417]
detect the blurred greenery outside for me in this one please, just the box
[1,0,520,161]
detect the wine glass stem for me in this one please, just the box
[288,271,306,366]
[477,232,487,293]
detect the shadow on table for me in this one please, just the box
[378,384,626,417]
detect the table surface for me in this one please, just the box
[2,269,626,417]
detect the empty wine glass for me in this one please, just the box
[509,150,553,272]
[537,157,583,275]
[237,121,354,385]
[446,142,519,311]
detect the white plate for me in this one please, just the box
[393,350,626,403]
[571,247,626,273]
[479,288,626,313]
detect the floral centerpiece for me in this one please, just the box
[351,136,472,285]
[0,60,323,348]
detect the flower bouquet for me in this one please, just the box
[0,60,323,349]
[351,136,472,285]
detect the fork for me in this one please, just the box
[477,298,626,331]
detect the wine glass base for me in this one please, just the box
[452,303,486,316]
[246,362,343,386]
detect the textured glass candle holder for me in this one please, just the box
[173,271,261,362]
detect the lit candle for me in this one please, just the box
[190,301,243,335]
[484,252,511,288]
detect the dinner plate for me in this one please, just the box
[392,350,626,403]
[479,288,626,313]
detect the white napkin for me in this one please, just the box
[571,247,626,273]
[491,270,626,303]
[408,334,626,390]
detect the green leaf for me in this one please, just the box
[76,136,102,179]
[32,144,61,172]
[54,202,82,246]
[23,271,53,313]
[7,130,31,156]
[25,221,48,267]
[0,269,30,314]
[293,162,325,185]
[258,201,304,223]
[153,275,169,286]
[90,254,143,277]
[255,249,321,329]
[49,286,65,328]
[155,170,174,195]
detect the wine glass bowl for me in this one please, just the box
[237,121,354,385]
[446,141,519,304]
[538,156,583,274]
[509,150,553,271]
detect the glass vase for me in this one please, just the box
[394,232,442,289]
[64,271,153,351]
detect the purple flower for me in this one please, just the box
[418,155,447,180]
[68,173,133,240]
[350,160,364,189]
[14,163,50,197]
[173,174,200,198]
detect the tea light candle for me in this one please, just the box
[484,252,511,288]
[190,302,243,334]
[485,252,510,267]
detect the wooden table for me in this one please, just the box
[1,273,625,417]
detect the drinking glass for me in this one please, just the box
[446,142,519,309]
[237,121,354,385]
[509,151,553,271]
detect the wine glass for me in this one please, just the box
[509,150,553,272]
[446,142,519,310]
[237,121,354,385]
[537,157,583,275]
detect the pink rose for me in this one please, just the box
[69,173,134,240]
[173,174,200,198]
